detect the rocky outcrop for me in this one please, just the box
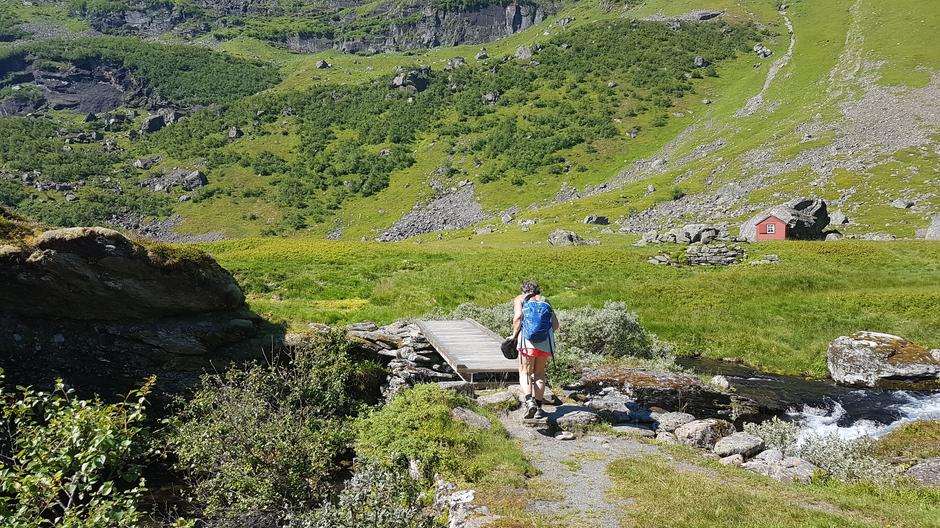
[926,214,940,240]
[0,56,152,116]
[827,332,940,388]
[548,229,598,246]
[0,223,270,401]
[740,198,830,241]
[636,223,744,245]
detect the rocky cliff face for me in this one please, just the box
[331,2,554,54]
[0,221,275,401]
[82,0,556,53]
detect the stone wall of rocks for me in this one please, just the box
[636,223,745,246]
[686,243,746,266]
[648,242,747,266]
[346,321,462,399]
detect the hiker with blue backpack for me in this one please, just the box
[512,280,559,420]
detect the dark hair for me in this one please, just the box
[521,280,540,295]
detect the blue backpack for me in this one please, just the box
[522,296,554,343]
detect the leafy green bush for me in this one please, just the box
[167,331,383,522]
[355,384,531,487]
[0,375,155,527]
[300,460,433,528]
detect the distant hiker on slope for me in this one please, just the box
[512,280,559,420]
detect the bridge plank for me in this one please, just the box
[416,319,517,380]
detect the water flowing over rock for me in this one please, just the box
[827,331,940,388]
[740,198,830,241]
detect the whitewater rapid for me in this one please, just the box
[789,390,940,442]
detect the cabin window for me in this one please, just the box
[766,224,776,234]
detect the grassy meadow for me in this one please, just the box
[202,237,940,377]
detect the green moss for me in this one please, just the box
[875,421,940,461]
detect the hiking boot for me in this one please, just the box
[523,399,538,419]
[532,407,547,420]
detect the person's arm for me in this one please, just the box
[512,296,523,338]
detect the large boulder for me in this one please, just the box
[827,332,940,388]
[390,67,431,93]
[674,418,735,449]
[0,222,269,402]
[655,411,696,432]
[713,432,765,458]
[548,229,597,246]
[140,114,166,133]
[1,227,243,320]
[905,458,940,487]
[740,198,830,241]
[742,456,820,484]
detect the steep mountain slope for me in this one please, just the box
[0,0,937,242]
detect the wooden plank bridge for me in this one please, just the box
[416,319,518,382]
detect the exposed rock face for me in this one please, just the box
[674,418,735,449]
[0,57,150,116]
[0,224,267,401]
[926,214,940,240]
[390,67,432,93]
[740,198,830,241]
[637,223,742,245]
[827,332,940,388]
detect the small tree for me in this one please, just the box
[0,373,154,527]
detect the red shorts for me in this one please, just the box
[519,348,552,359]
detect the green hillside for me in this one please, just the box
[2,0,937,241]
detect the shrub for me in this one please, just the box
[558,301,656,358]
[671,187,687,200]
[743,416,800,451]
[298,460,433,528]
[355,384,531,487]
[168,332,383,522]
[0,375,154,527]
[795,435,901,485]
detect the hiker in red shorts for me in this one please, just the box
[512,280,559,420]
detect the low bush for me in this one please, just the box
[795,435,901,485]
[355,384,531,488]
[167,331,384,524]
[0,374,155,527]
[743,416,800,451]
[299,460,433,528]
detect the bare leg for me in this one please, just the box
[533,356,548,402]
[519,356,532,397]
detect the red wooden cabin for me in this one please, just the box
[755,215,787,241]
